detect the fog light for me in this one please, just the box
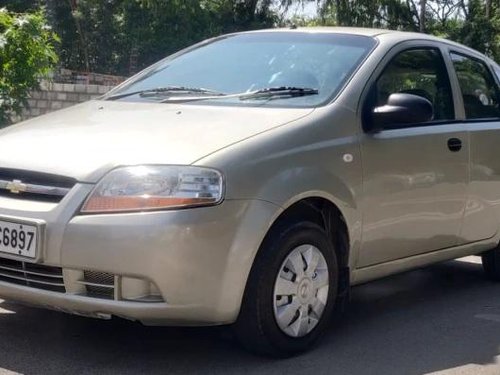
[121,276,164,303]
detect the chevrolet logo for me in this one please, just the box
[6,180,27,194]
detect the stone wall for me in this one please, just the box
[14,81,115,123]
[54,69,126,86]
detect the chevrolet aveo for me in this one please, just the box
[1,27,500,357]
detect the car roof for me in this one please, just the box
[253,27,393,37]
[241,26,440,41]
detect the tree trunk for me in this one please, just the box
[45,0,57,23]
[335,0,341,25]
[68,0,90,72]
[419,0,426,32]
[247,0,259,21]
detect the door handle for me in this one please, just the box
[447,138,462,152]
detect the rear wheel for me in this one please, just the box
[234,221,338,357]
[482,246,500,281]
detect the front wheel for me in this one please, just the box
[234,221,338,357]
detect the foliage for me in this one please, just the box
[2,1,500,77]
[5,0,281,76]
[301,0,500,62]
[0,8,59,126]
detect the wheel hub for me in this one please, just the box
[298,278,313,303]
[273,244,329,338]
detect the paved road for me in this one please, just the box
[0,257,500,375]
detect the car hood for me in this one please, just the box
[0,101,314,182]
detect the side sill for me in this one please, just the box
[351,238,496,286]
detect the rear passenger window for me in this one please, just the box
[450,53,500,119]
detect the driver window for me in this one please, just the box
[375,48,455,121]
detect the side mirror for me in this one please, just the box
[366,93,434,132]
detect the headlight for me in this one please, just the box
[81,165,224,213]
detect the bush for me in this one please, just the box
[0,8,59,126]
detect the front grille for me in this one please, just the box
[0,168,76,203]
[0,258,65,293]
[78,271,115,300]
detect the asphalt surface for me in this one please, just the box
[0,256,500,375]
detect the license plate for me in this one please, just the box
[0,219,38,258]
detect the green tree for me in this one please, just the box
[0,8,59,126]
[3,0,500,77]
[24,0,280,76]
[0,0,38,12]
[303,0,500,61]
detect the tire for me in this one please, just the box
[482,247,500,281]
[234,220,339,357]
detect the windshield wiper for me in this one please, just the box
[106,86,226,101]
[238,86,319,100]
[161,86,319,103]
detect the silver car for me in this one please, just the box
[1,27,500,356]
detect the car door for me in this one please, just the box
[358,43,469,268]
[448,51,500,244]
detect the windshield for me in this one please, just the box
[106,32,376,107]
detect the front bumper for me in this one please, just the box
[0,184,280,326]
[0,282,191,324]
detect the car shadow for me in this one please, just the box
[0,257,499,374]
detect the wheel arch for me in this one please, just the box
[269,197,351,270]
[238,195,352,320]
